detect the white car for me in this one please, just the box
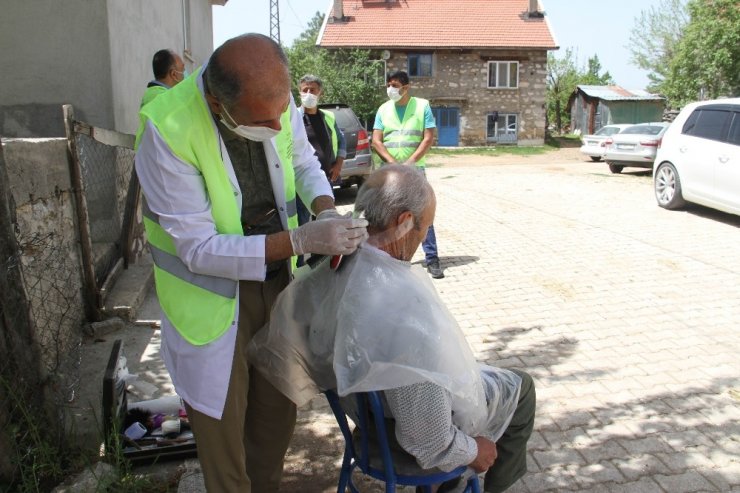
[604,122,670,173]
[579,124,632,162]
[653,98,740,216]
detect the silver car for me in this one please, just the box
[579,124,632,162]
[319,104,373,188]
[604,122,670,173]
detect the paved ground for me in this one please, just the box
[85,154,740,492]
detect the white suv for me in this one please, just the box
[653,98,740,216]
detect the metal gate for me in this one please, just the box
[63,105,145,320]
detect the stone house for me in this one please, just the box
[1,0,227,138]
[317,0,558,146]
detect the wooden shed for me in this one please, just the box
[568,85,665,135]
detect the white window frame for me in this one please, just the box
[486,113,519,142]
[367,60,387,87]
[487,61,519,89]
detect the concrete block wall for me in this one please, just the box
[2,138,86,377]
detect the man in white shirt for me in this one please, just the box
[250,164,535,493]
[135,34,367,492]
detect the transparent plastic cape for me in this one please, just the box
[249,245,521,437]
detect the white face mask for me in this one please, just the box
[387,86,403,102]
[220,105,280,142]
[300,92,319,109]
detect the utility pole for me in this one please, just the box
[269,0,280,44]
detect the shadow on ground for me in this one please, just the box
[74,274,738,492]
[684,204,740,228]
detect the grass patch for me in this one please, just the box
[428,145,557,157]
[547,134,582,148]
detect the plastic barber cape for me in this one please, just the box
[249,245,521,439]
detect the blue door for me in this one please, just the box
[432,107,459,146]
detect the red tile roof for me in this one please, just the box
[318,0,558,49]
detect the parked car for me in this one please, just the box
[604,122,670,173]
[653,98,740,216]
[579,124,632,161]
[318,103,373,188]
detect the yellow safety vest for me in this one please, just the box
[135,67,297,345]
[378,96,429,167]
[319,109,339,160]
[140,84,168,108]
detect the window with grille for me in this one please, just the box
[486,113,518,142]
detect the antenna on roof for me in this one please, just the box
[269,0,280,43]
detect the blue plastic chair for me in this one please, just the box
[324,389,481,493]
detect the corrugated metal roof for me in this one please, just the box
[318,0,558,49]
[577,85,664,101]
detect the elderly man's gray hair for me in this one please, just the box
[299,74,323,89]
[355,164,434,230]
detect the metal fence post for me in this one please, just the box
[120,168,141,269]
[63,104,101,321]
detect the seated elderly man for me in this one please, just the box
[249,164,535,492]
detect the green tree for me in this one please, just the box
[580,55,614,86]
[628,0,688,93]
[663,0,740,106]
[284,12,385,125]
[547,49,580,133]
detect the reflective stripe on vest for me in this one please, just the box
[142,200,237,298]
[379,97,429,167]
[276,108,299,233]
[136,67,297,345]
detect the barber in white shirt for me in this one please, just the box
[134,33,367,492]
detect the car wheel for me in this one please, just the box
[608,164,623,174]
[590,156,602,162]
[654,162,686,210]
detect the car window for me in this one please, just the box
[622,125,665,135]
[595,126,620,136]
[687,109,731,142]
[331,110,359,130]
[727,113,740,146]
[682,109,700,135]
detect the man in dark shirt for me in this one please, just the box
[295,75,346,229]
[140,49,186,107]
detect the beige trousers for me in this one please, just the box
[185,266,297,492]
